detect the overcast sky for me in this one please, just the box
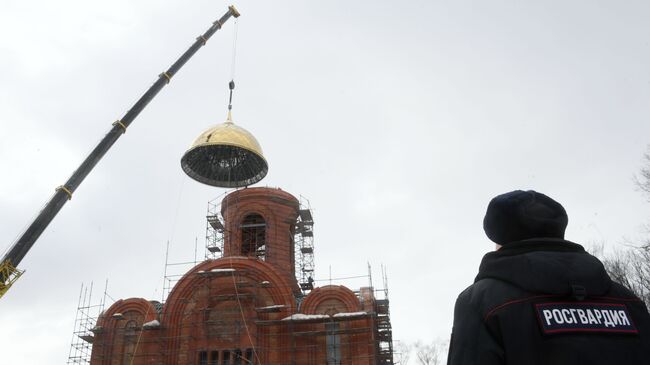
[1,1,650,363]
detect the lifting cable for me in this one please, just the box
[223,21,262,363]
[227,19,238,121]
[226,176,262,364]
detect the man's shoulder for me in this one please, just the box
[456,278,527,315]
[606,281,650,314]
[607,281,644,299]
[458,277,525,299]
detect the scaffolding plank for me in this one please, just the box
[211,293,254,301]
[207,216,224,230]
[79,334,94,343]
[255,304,287,313]
[293,327,371,337]
[298,209,313,222]
[295,221,313,230]
[377,306,390,312]
[377,331,392,341]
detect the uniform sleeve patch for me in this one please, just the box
[534,302,638,335]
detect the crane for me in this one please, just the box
[0,6,246,299]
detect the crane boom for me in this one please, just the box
[0,5,240,299]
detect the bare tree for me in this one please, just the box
[635,147,650,201]
[601,243,650,308]
[595,146,650,308]
[413,340,448,365]
[395,341,412,365]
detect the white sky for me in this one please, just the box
[1,1,650,363]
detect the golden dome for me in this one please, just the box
[181,120,268,187]
[190,120,264,156]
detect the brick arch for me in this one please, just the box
[161,258,297,364]
[93,298,158,365]
[97,298,158,328]
[301,285,361,315]
[233,205,278,224]
[223,204,279,257]
[163,258,296,317]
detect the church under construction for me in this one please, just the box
[69,187,394,365]
[0,5,395,365]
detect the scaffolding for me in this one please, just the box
[202,190,316,292]
[295,195,315,292]
[67,281,108,364]
[162,240,200,305]
[71,188,395,364]
[205,192,227,261]
[93,267,391,364]
[162,189,230,303]
[71,267,394,365]
[375,265,394,365]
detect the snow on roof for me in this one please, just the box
[198,268,235,275]
[258,304,285,310]
[333,311,367,318]
[282,313,330,321]
[142,319,160,329]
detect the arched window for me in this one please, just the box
[123,320,137,365]
[124,320,137,337]
[240,214,266,259]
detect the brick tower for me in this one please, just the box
[221,188,301,294]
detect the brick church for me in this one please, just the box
[88,187,394,364]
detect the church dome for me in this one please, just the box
[181,120,268,187]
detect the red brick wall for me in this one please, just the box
[221,187,300,294]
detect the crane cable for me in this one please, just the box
[227,19,238,121]
[128,17,239,363]
[224,18,262,365]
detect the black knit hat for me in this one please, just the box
[483,190,568,245]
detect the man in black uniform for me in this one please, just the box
[447,190,650,365]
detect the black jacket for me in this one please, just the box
[447,239,650,365]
